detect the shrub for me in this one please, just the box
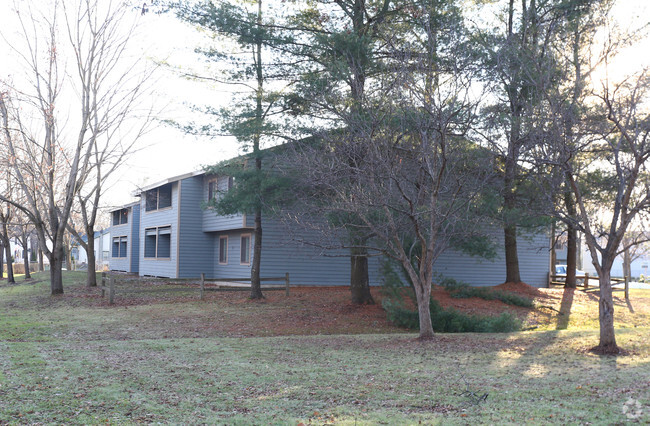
[381,261,523,333]
[450,286,534,308]
[382,298,522,333]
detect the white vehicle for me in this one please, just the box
[555,264,587,283]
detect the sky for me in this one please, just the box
[108,0,650,208]
[1,0,649,216]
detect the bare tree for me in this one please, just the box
[621,233,650,279]
[0,172,16,284]
[0,0,152,294]
[14,219,35,280]
[0,205,15,284]
[529,2,648,353]
[565,72,650,353]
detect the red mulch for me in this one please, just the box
[57,280,620,338]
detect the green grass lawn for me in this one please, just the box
[0,272,648,424]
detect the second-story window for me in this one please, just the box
[207,176,233,203]
[146,183,172,212]
[207,180,217,202]
[112,208,129,226]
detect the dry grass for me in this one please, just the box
[0,271,648,424]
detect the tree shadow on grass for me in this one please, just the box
[556,287,575,330]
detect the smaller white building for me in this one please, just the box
[72,229,111,271]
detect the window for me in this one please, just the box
[112,236,127,258]
[112,208,129,226]
[207,176,233,203]
[207,180,217,202]
[144,226,172,258]
[145,183,172,211]
[240,234,251,265]
[219,236,228,264]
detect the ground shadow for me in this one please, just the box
[556,287,575,330]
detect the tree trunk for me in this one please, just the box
[504,224,520,282]
[623,248,631,279]
[350,246,374,304]
[65,242,72,271]
[247,0,264,301]
[0,242,4,279]
[415,283,434,339]
[3,238,14,284]
[22,234,31,280]
[503,143,521,283]
[596,269,618,352]
[565,225,577,288]
[38,248,44,272]
[86,233,97,287]
[250,207,264,299]
[564,182,578,288]
[50,247,64,295]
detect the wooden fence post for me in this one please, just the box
[547,272,551,288]
[625,276,630,302]
[101,273,107,298]
[285,272,290,296]
[109,277,115,305]
[584,273,589,289]
[200,273,205,300]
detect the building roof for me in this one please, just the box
[132,170,206,196]
[108,200,142,214]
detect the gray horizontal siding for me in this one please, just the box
[130,204,140,273]
[212,231,253,279]
[109,205,138,273]
[178,176,215,278]
[202,175,247,232]
[257,219,382,286]
[433,230,551,287]
[139,182,179,278]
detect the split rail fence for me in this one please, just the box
[548,273,630,302]
[99,272,290,305]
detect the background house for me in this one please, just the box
[73,229,111,271]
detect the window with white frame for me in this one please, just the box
[145,183,172,212]
[144,226,172,258]
[112,236,127,258]
[219,236,228,264]
[240,234,251,265]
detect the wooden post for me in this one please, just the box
[109,277,115,305]
[101,273,107,298]
[584,273,589,289]
[625,275,630,302]
[285,272,290,296]
[200,273,205,300]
